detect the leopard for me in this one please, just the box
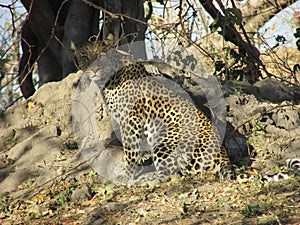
[71,34,116,71]
[72,36,300,186]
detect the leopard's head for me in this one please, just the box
[71,34,115,71]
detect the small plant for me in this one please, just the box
[0,195,12,214]
[57,193,67,207]
[44,118,51,124]
[233,85,243,95]
[241,204,261,217]
[88,170,98,179]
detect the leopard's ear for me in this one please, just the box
[70,41,77,51]
[103,33,114,45]
[106,33,114,41]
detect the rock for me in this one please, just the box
[265,159,281,170]
[0,128,15,151]
[254,78,294,103]
[87,217,107,225]
[281,141,300,159]
[71,183,92,202]
[269,143,282,156]
[271,106,300,129]
[87,210,107,225]
[291,140,300,152]
[283,150,300,160]
[265,124,282,135]
[223,80,259,97]
[101,202,126,212]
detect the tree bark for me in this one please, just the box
[237,0,298,32]
[19,0,70,98]
[62,0,100,77]
[18,0,150,98]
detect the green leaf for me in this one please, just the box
[178,192,189,199]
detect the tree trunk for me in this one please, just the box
[62,0,100,77]
[18,0,149,98]
[237,0,298,32]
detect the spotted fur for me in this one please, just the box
[73,37,300,186]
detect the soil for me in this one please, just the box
[0,68,300,225]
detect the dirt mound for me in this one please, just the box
[0,71,119,194]
[0,70,300,224]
